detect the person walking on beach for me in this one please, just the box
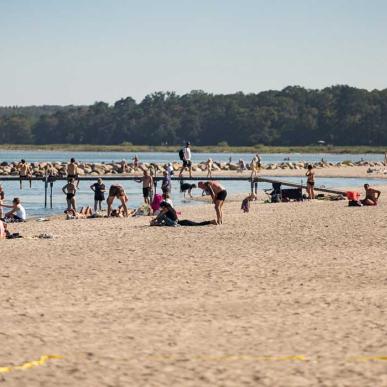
[306,164,315,199]
[90,178,106,212]
[0,197,27,222]
[17,159,32,189]
[0,185,5,219]
[107,184,128,217]
[179,142,192,178]
[67,158,80,188]
[198,180,227,225]
[206,158,213,178]
[361,184,381,206]
[62,178,77,212]
[135,170,153,204]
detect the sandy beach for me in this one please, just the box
[1,185,387,386]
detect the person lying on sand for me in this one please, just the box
[150,201,216,227]
[0,197,27,222]
[66,206,93,219]
[198,181,227,225]
[361,184,381,206]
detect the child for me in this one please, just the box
[90,178,106,212]
[241,193,256,213]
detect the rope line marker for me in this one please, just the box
[0,355,63,374]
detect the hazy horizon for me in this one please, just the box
[1,0,386,106]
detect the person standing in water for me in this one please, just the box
[90,178,106,212]
[135,170,153,204]
[17,159,32,189]
[306,164,315,199]
[62,178,77,212]
[198,180,227,225]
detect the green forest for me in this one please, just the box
[1,85,387,146]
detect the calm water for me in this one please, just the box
[0,150,385,165]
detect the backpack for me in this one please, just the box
[178,148,185,160]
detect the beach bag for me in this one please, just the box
[348,200,362,207]
[178,148,185,161]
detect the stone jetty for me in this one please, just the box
[0,159,384,177]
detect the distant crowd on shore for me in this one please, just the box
[0,143,384,237]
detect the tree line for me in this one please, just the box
[1,85,387,146]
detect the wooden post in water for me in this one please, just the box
[44,176,48,208]
[50,181,53,209]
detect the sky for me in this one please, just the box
[0,0,386,106]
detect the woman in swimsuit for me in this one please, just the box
[198,181,227,225]
[90,178,106,212]
[306,165,315,199]
[62,178,77,212]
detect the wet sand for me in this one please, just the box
[1,186,387,386]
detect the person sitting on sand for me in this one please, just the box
[241,193,256,213]
[107,184,128,217]
[90,178,106,212]
[198,181,227,225]
[150,201,216,227]
[306,165,315,199]
[0,197,26,222]
[67,158,80,188]
[0,185,5,219]
[361,184,381,206]
[17,159,32,189]
[135,170,153,205]
[62,178,77,212]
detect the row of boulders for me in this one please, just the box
[0,160,385,176]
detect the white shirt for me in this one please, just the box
[184,147,191,161]
[167,165,174,175]
[15,204,26,220]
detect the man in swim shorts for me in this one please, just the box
[198,180,227,225]
[67,158,80,188]
[361,184,381,206]
[17,159,32,189]
[107,184,128,217]
[135,170,153,204]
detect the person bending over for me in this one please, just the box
[198,181,227,224]
[107,184,128,217]
[361,184,381,206]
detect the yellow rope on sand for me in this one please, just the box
[0,355,63,374]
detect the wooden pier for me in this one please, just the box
[0,174,348,209]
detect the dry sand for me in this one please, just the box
[1,185,387,386]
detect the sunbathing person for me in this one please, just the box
[361,184,381,206]
[198,181,227,224]
[0,197,27,222]
[150,202,216,227]
[66,206,93,219]
[107,184,128,217]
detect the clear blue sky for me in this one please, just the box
[1,0,386,105]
